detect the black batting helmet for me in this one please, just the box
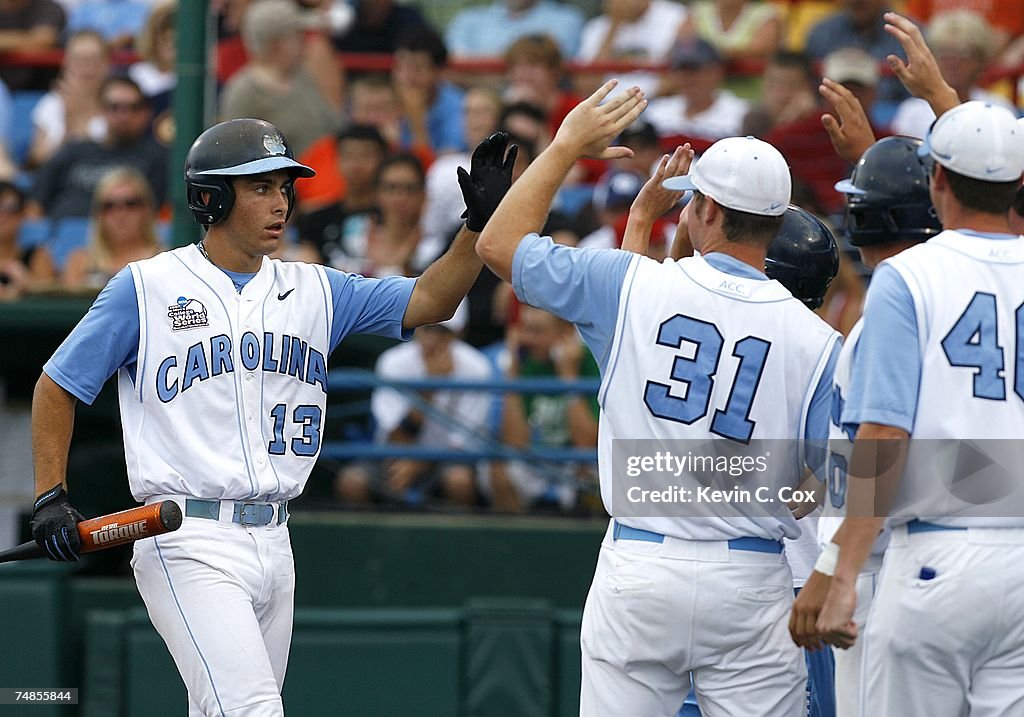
[184,119,315,226]
[834,135,941,247]
[766,205,840,310]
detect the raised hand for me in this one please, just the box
[458,132,518,232]
[552,80,648,161]
[819,78,876,165]
[883,11,959,117]
[621,145,693,254]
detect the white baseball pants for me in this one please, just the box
[863,525,1024,717]
[579,523,806,716]
[132,512,295,716]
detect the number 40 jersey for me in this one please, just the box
[120,245,334,503]
[598,253,840,541]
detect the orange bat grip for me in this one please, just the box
[76,500,183,553]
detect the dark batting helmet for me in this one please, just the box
[766,205,840,310]
[184,118,315,226]
[834,135,941,247]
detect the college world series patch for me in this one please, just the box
[168,296,209,330]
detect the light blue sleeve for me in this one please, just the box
[326,268,417,353]
[555,6,586,58]
[444,8,476,56]
[842,264,921,432]
[511,233,634,373]
[804,338,841,479]
[44,267,140,405]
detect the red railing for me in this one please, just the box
[0,49,1019,103]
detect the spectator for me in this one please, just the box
[0,181,51,298]
[332,0,433,55]
[347,72,435,170]
[422,87,503,264]
[576,0,689,97]
[30,75,167,220]
[504,34,581,137]
[129,0,177,146]
[579,169,674,259]
[741,51,818,137]
[335,306,493,508]
[334,152,426,277]
[219,0,339,163]
[488,305,598,512]
[297,124,388,265]
[821,47,880,123]
[760,51,878,215]
[890,11,1017,139]
[0,0,65,91]
[56,167,161,289]
[393,27,465,155]
[65,0,149,48]
[610,118,663,177]
[804,0,909,103]
[0,77,13,178]
[446,0,585,60]
[28,30,110,169]
[681,0,781,61]
[644,37,749,149]
[500,101,552,156]
[904,0,1023,58]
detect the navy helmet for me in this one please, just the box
[184,118,315,226]
[766,205,840,310]
[834,135,941,247]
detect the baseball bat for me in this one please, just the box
[0,501,183,564]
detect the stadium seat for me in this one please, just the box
[10,91,44,167]
[15,217,51,250]
[49,217,92,271]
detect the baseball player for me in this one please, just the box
[27,119,515,716]
[817,101,1024,715]
[620,154,842,717]
[788,135,941,717]
[476,80,841,716]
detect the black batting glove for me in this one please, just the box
[457,131,518,232]
[30,485,84,562]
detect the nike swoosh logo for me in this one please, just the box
[985,165,1005,175]
[933,150,954,160]
[277,289,294,300]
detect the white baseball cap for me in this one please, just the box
[919,101,1024,182]
[662,136,791,216]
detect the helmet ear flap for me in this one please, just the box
[186,177,235,226]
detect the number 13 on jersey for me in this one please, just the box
[644,314,771,443]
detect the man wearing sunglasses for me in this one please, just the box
[29,75,167,221]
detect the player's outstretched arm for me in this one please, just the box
[620,145,691,255]
[883,12,959,118]
[30,372,85,561]
[477,80,646,282]
[819,78,876,165]
[817,422,907,648]
[403,133,517,329]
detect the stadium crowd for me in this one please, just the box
[1,0,1023,514]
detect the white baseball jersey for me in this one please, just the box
[121,245,333,502]
[599,253,840,541]
[883,230,1024,527]
[819,319,890,554]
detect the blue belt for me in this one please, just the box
[907,519,967,534]
[612,521,783,554]
[184,498,289,527]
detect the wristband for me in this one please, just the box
[813,541,839,577]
